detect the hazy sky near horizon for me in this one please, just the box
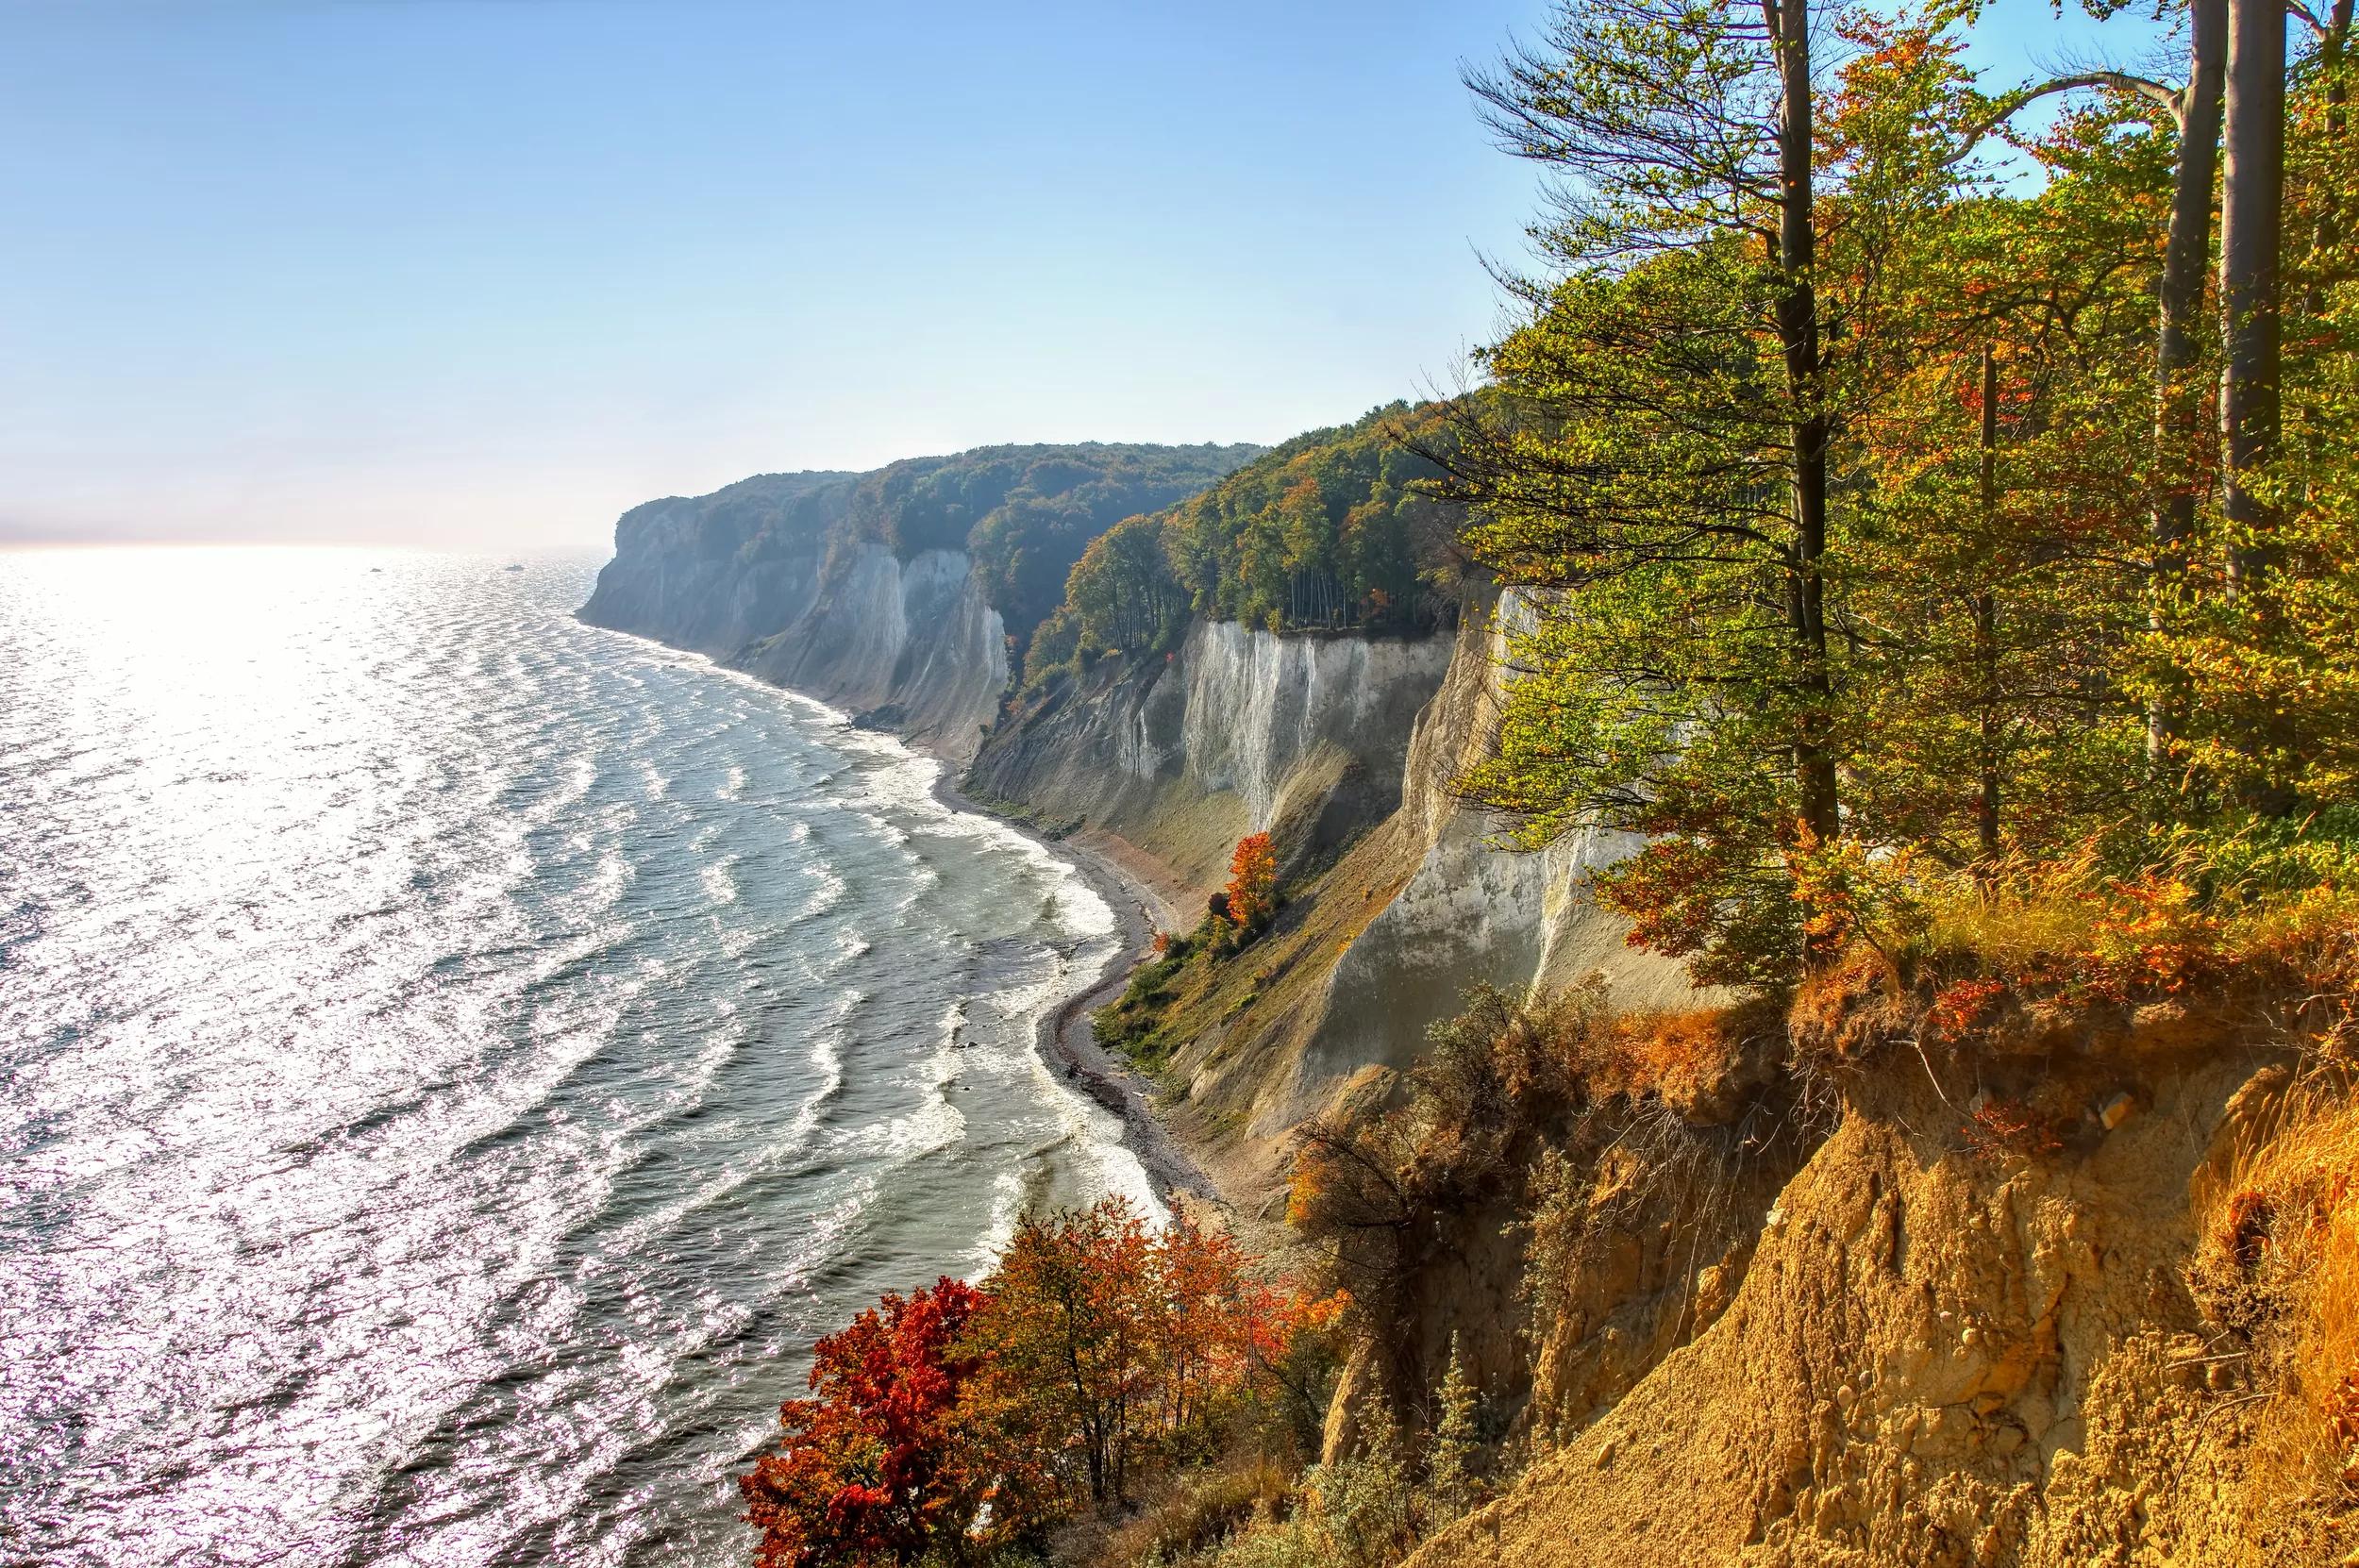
[3,1,2171,548]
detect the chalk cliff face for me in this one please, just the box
[577,470,853,657]
[580,443,1259,764]
[1174,622,1453,833]
[970,588,1710,1165]
[738,545,1010,762]
[1294,597,1705,1107]
[587,493,1009,761]
[967,620,1454,891]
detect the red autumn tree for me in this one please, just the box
[1222,833,1277,934]
[741,1276,990,1568]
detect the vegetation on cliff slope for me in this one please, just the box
[740,1199,1342,1568]
[880,445,1262,649]
[1022,406,1465,690]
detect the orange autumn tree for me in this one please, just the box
[1220,832,1277,935]
[964,1197,1331,1510]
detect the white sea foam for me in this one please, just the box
[698,853,740,907]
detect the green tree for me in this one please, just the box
[1450,0,1922,983]
[1442,1,2310,985]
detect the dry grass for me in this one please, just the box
[1080,1456,1295,1568]
[1916,843,2123,974]
[2191,1075,2359,1547]
[1767,842,2359,1083]
[1556,997,1788,1124]
[1911,842,2359,1019]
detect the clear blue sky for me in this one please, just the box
[1,1,2169,548]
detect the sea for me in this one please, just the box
[0,545,1156,1567]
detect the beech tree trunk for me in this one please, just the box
[1766,0,1840,862]
[2219,0,2284,592]
[1976,345,2001,865]
[2308,2,2354,320]
[2151,0,2226,559]
[2148,0,2227,770]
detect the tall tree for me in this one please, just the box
[1444,2,2027,981]
[2149,0,2229,767]
[2219,0,2287,593]
[1769,0,1841,852]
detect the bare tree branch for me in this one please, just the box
[1944,68,2183,170]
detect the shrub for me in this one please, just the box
[1095,943,1193,1072]
[1091,1460,1290,1568]
[1223,835,1278,936]
[1959,1096,2065,1165]
[1303,1411,1414,1568]
[1421,1336,1481,1521]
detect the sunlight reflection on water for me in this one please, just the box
[0,546,1147,1566]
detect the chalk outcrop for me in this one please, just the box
[577,470,851,658]
[581,477,1010,761]
[966,619,1453,891]
[1295,600,1704,1103]
[737,544,1010,762]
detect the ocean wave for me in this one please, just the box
[697,853,740,908]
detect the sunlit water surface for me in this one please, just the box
[0,547,1150,1566]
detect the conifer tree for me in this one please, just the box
[1423,1334,1481,1521]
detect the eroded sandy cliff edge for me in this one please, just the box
[1400,988,2307,1567]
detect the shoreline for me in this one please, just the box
[574,615,1232,1217]
[929,771,1227,1211]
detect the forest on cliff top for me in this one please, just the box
[608,442,1262,650]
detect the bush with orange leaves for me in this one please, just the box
[1217,832,1279,938]
[1779,829,2359,1065]
[741,1198,1345,1566]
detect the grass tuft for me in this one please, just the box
[2192,1076,2359,1541]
